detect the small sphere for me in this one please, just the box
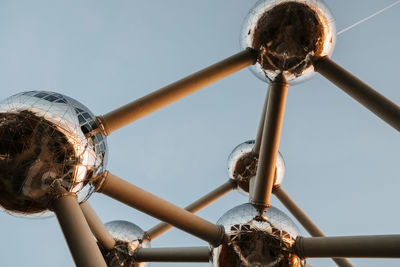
[227,140,285,194]
[99,220,150,267]
[212,203,304,267]
[0,91,108,217]
[241,0,336,83]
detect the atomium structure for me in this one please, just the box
[0,0,399,266]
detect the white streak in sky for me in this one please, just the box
[338,0,400,35]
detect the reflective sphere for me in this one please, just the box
[228,140,285,194]
[100,220,150,267]
[241,0,336,83]
[0,91,108,217]
[212,203,304,267]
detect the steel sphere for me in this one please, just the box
[0,91,108,217]
[212,203,304,267]
[100,220,150,267]
[228,140,285,194]
[241,0,336,84]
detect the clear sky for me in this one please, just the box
[0,1,399,266]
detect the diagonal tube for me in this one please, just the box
[273,186,353,267]
[80,201,116,250]
[97,171,226,246]
[146,179,236,240]
[133,246,211,262]
[52,194,107,267]
[253,88,271,154]
[250,74,289,207]
[295,235,400,258]
[98,49,256,135]
[314,56,400,131]
[273,185,328,237]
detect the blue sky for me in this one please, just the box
[0,1,399,266]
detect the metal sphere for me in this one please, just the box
[241,0,336,84]
[227,140,285,194]
[0,91,108,217]
[212,203,304,267]
[100,220,150,267]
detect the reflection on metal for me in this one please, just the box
[212,203,305,267]
[227,140,285,194]
[99,220,150,267]
[0,91,107,217]
[241,0,335,83]
[0,0,397,266]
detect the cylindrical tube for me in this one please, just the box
[134,247,211,262]
[52,194,107,267]
[295,235,400,258]
[97,172,226,246]
[99,49,256,135]
[251,74,289,207]
[146,180,236,240]
[254,88,270,154]
[314,56,400,132]
[273,186,324,237]
[80,201,116,250]
[273,186,353,267]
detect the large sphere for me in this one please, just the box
[241,0,336,84]
[228,140,285,194]
[212,203,304,267]
[0,91,108,217]
[99,220,150,267]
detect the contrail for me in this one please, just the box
[338,0,400,35]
